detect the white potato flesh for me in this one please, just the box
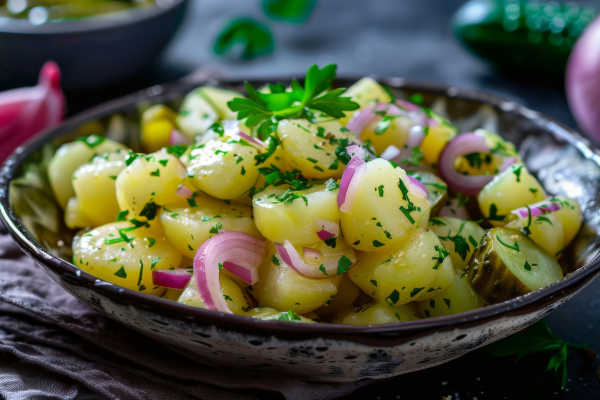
[72,151,128,227]
[176,89,219,140]
[277,118,356,180]
[159,194,262,258]
[340,77,392,125]
[340,159,430,252]
[245,307,317,323]
[428,216,486,273]
[197,86,241,120]
[115,151,187,217]
[438,196,471,220]
[48,136,129,209]
[534,196,582,249]
[332,299,419,325]
[505,213,564,258]
[415,274,486,318]
[359,114,412,154]
[252,243,343,314]
[187,138,260,200]
[64,197,94,230]
[314,273,360,315]
[178,275,253,316]
[72,221,182,297]
[349,226,454,307]
[478,163,546,225]
[253,183,339,244]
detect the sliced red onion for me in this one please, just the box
[437,132,496,195]
[223,261,258,285]
[169,128,192,146]
[337,156,366,209]
[275,240,356,278]
[238,131,265,149]
[408,176,428,199]
[152,269,192,290]
[194,232,266,313]
[499,156,518,173]
[513,201,562,219]
[339,161,367,214]
[0,62,65,163]
[395,99,422,111]
[314,217,338,240]
[345,144,365,160]
[176,185,194,199]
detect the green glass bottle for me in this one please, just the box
[454,0,597,77]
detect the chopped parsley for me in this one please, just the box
[114,266,127,279]
[496,234,520,252]
[337,255,353,274]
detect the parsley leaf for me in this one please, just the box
[214,17,274,60]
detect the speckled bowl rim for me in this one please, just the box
[2,75,600,343]
[0,0,187,35]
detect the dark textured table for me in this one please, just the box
[9,0,600,398]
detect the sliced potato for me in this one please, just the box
[464,227,563,304]
[428,216,486,273]
[421,124,457,168]
[245,307,317,323]
[415,274,486,318]
[314,273,361,315]
[176,89,219,140]
[340,77,392,125]
[505,213,564,258]
[64,197,94,230]
[140,104,178,153]
[178,275,253,316]
[332,298,419,325]
[407,170,448,216]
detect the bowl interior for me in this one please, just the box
[3,77,600,333]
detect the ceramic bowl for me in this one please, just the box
[1,76,600,382]
[0,0,188,91]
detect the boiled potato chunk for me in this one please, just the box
[252,243,343,314]
[140,104,178,153]
[358,111,412,155]
[196,86,241,120]
[505,213,564,258]
[72,150,128,227]
[277,119,356,180]
[64,197,94,230]
[464,227,563,304]
[187,138,259,200]
[454,130,520,176]
[340,159,430,252]
[415,274,486,318]
[340,77,392,125]
[163,288,184,301]
[407,170,448,216]
[178,275,253,316]
[159,194,262,258]
[428,216,486,272]
[72,221,182,297]
[478,164,546,225]
[176,89,219,140]
[245,307,317,323]
[349,226,454,307]
[332,298,419,325]
[116,151,187,217]
[421,124,457,168]
[48,135,129,209]
[314,273,361,315]
[253,183,339,244]
[540,196,582,248]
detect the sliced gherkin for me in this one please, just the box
[464,227,563,304]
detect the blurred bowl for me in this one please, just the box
[0,0,188,91]
[1,76,600,382]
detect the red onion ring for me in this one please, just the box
[314,217,338,240]
[339,161,367,214]
[238,131,266,149]
[152,269,192,290]
[194,232,266,313]
[408,176,428,199]
[337,156,366,209]
[394,99,422,111]
[169,128,192,146]
[513,200,562,219]
[346,144,365,160]
[275,240,356,278]
[176,185,194,198]
[222,261,258,284]
[438,132,517,195]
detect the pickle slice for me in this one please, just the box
[464,227,563,304]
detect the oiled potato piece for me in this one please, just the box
[505,213,564,258]
[333,299,419,325]
[187,138,259,200]
[253,183,339,244]
[358,112,412,155]
[415,274,486,318]
[73,221,182,297]
[178,275,253,316]
[176,89,219,140]
[159,194,262,258]
[420,124,457,168]
[340,159,430,252]
[478,164,546,225]
[72,151,128,227]
[197,86,241,120]
[252,243,343,314]
[340,77,392,125]
[48,136,129,209]
[407,170,448,216]
[454,130,520,176]
[428,217,486,272]
[315,273,360,315]
[277,119,356,180]
[245,307,317,323]
[65,197,94,230]
[349,226,454,307]
[116,151,187,217]
[140,104,178,153]
[162,288,184,301]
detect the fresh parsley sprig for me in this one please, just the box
[227,64,359,131]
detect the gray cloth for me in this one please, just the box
[0,223,370,399]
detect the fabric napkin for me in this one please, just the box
[0,222,371,399]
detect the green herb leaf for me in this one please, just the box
[262,0,316,24]
[319,264,328,275]
[214,17,274,60]
[116,210,129,222]
[337,255,353,275]
[114,266,127,279]
[277,310,302,321]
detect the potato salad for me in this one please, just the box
[49,64,583,325]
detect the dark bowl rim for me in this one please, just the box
[2,74,600,340]
[0,0,187,35]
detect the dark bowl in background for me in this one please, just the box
[0,0,188,91]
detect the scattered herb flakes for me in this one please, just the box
[324,236,337,248]
[536,216,553,225]
[468,235,479,248]
[241,166,246,176]
[223,294,233,301]
[496,234,520,252]
[524,261,532,271]
[386,289,400,306]
[377,184,384,197]
[512,164,523,182]
[443,298,451,308]
[140,202,158,221]
[147,238,156,248]
[114,266,127,279]
[401,146,424,167]
[218,263,224,271]
[372,240,385,248]
[139,285,146,292]
[137,260,144,286]
[116,210,129,222]
[487,203,506,221]
[410,287,425,298]
[423,182,447,191]
[151,257,161,269]
[370,279,377,287]
[432,245,450,269]
[429,218,446,226]
[271,254,280,266]
[394,312,402,321]
[159,159,169,167]
[307,157,319,164]
[529,188,538,194]
[352,240,360,246]
[277,310,302,321]
[337,255,353,275]
[319,265,328,275]
[325,178,339,191]
[188,244,194,251]
[187,198,198,208]
[209,222,223,234]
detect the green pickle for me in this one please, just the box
[464,227,563,304]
